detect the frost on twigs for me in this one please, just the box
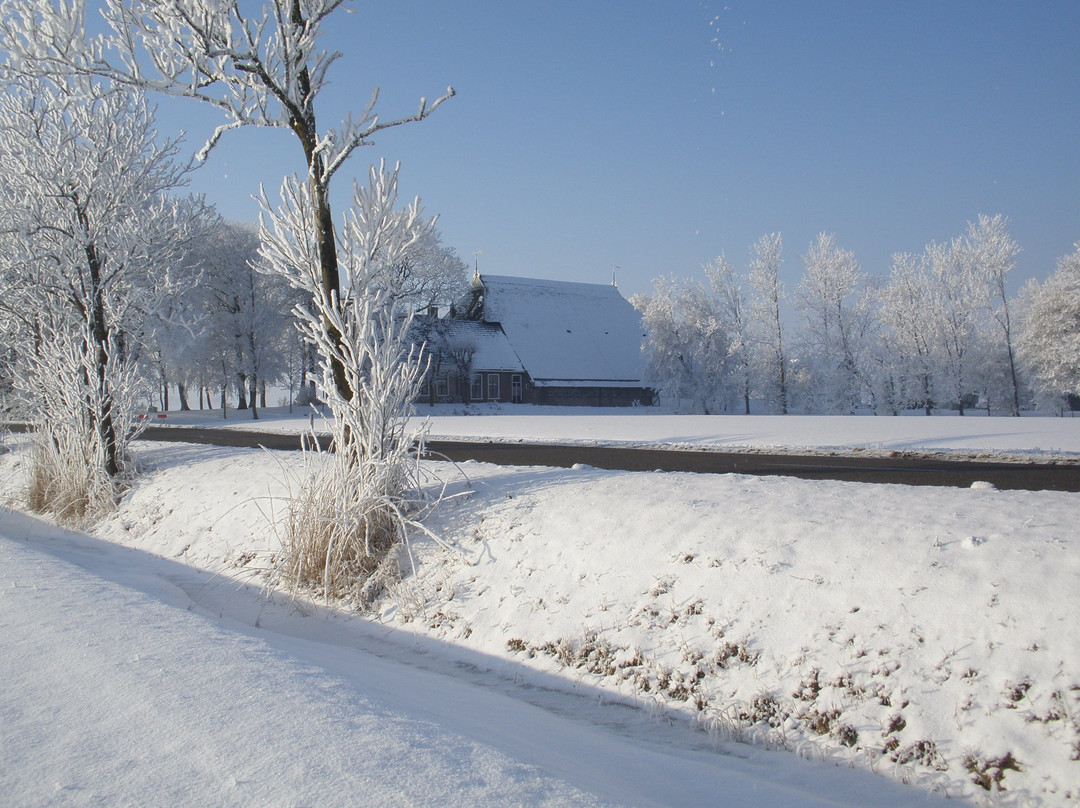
[266,295,432,605]
[260,165,456,604]
[22,319,146,526]
[0,76,206,523]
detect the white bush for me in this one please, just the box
[259,166,445,603]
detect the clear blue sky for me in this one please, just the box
[158,0,1080,301]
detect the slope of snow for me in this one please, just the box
[1,498,933,808]
[2,413,1078,805]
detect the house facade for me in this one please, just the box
[415,273,652,407]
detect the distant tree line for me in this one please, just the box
[634,218,1080,416]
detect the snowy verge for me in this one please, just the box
[0,459,942,808]
[2,435,1077,805]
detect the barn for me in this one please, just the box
[415,273,652,407]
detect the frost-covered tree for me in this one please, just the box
[258,163,439,602]
[382,227,470,313]
[879,252,940,414]
[1,0,454,410]
[925,238,988,415]
[192,221,297,419]
[4,0,458,593]
[965,214,1022,415]
[633,275,731,414]
[0,74,212,519]
[795,233,874,413]
[1018,243,1080,406]
[746,232,788,413]
[704,255,752,414]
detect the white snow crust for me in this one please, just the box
[2,410,1078,806]
[475,276,647,383]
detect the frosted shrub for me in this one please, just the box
[21,317,146,524]
[0,74,210,520]
[271,301,431,604]
[260,166,440,603]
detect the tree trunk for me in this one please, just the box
[80,215,120,479]
[280,0,350,406]
[1006,343,1021,416]
[236,374,248,410]
[178,383,191,411]
[249,376,259,420]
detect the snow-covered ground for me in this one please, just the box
[154,403,1080,460]
[2,409,1078,806]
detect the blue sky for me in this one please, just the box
[160,1,1080,300]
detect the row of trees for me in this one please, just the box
[635,219,1080,416]
[1,0,466,602]
[146,219,467,420]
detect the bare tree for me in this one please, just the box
[2,0,454,407]
[0,74,212,518]
[966,214,1022,415]
[747,233,788,413]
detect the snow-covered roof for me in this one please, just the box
[467,274,647,384]
[414,318,524,373]
[451,320,524,373]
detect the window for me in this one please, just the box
[511,374,522,403]
[486,374,500,400]
[435,378,449,398]
[471,375,483,401]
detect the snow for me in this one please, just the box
[443,319,526,373]
[2,410,1078,806]
[472,275,647,383]
[158,404,1080,460]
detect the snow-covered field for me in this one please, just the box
[156,403,1080,460]
[2,409,1078,806]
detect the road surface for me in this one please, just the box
[136,425,1080,492]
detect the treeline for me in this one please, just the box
[144,222,467,419]
[633,216,1080,415]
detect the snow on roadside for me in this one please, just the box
[2,413,1078,804]
[0,450,941,808]
[151,405,1080,460]
[0,532,613,808]
[399,461,1080,804]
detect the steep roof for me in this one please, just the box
[412,317,524,373]
[467,274,646,384]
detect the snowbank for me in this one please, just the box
[2,413,1078,804]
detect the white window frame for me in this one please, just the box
[486,374,500,401]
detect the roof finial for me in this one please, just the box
[473,250,483,281]
[611,264,620,287]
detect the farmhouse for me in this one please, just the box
[415,273,652,407]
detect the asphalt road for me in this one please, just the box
[137,425,1080,492]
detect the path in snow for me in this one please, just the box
[0,509,943,808]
